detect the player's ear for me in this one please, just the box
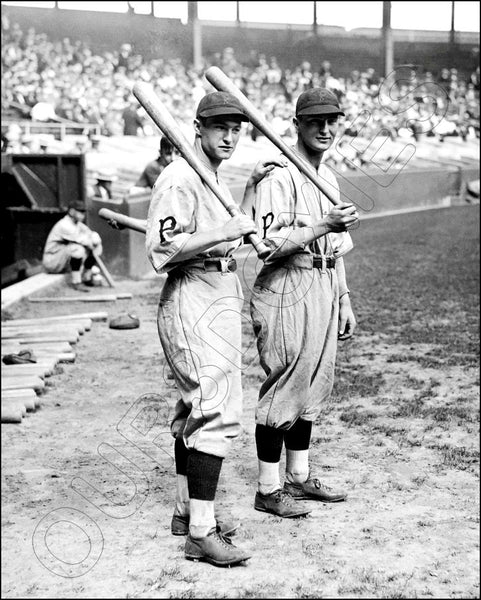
[293,117,299,131]
[193,118,201,137]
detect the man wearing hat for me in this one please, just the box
[42,200,103,291]
[130,136,178,194]
[146,91,284,567]
[248,88,359,518]
[90,169,118,200]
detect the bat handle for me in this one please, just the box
[225,204,271,260]
[248,233,271,259]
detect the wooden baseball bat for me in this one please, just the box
[132,82,271,259]
[205,66,341,207]
[93,254,116,288]
[98,208,147,234]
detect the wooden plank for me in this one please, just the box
[1,334,79,345]
[1,399,27,417]
[2,311,108,322]
[1,406,23,423]
[1,376,45,392]
[2,342,73,354]
[2,364,55,378]
[3,321,89,334]
[3,326,81,339]
[2,273,64,310]
[29,293,132,302]
[2,394,36,412]
[2,390,40,409]
[2,388,37,399]
[4,317,92,331]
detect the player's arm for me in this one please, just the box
[241,157,288,216]
[255,174,358,260]
[171,214,256,263]
[146,180,256,273]
[336,257,356,340]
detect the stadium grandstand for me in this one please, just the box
[1,1,479,281]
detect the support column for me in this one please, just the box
[188,2,202,71]
[382,1,393,78]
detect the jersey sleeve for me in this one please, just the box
[145,176,197,274]
[254,167,302,260]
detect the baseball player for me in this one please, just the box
[146,91,284,567]
[42,200,103,291]
[249,88,359,517]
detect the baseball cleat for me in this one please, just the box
[254,489,311,518]
[185,528,251,567]
[171,512,239,537]
[284,477,347,502]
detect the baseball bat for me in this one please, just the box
[132,82,271,259]
[205,66,341,207]
[92,254,116,288]
[99,208,147,233]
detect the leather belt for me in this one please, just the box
[278,254,336,270]
[313,256,336,269]
[182,257,237,273]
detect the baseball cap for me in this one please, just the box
[296,88,345,117]
[196,92,249,122]
[68,200,87,212]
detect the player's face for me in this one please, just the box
[161,149,177,166]
[69,208,86,223]
[197,117,243,162]
[296,115,340,153]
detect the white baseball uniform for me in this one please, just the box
[42,214,102,273]
[250,158,353,429]
[146,157,244,458]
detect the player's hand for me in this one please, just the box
[107,218,126,231]
[248,157,288,186]
[326,203,359,232]
[338,295,356,340]
[222,214,257,241]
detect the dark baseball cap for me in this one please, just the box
[296,88,345,117]
[196,92,249,122]
[68,200,86,212]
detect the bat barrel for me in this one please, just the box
[133,82,271,259]
[205,66,341,207]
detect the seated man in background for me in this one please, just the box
[89,170,117,200]
[42,201,103,292]
[129,136,177,194]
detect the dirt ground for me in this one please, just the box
[1,207,480,599]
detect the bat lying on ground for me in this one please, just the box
[205,66,342,207]
[132,82,271,259]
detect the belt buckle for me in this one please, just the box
[219,257,231,275]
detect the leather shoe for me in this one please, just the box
[284,477,347,502]
[171,512,239,538]
[254,489,311,518]
[185,527,251,567]
[68,282,91,293]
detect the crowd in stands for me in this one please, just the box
[2,14,479,170]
